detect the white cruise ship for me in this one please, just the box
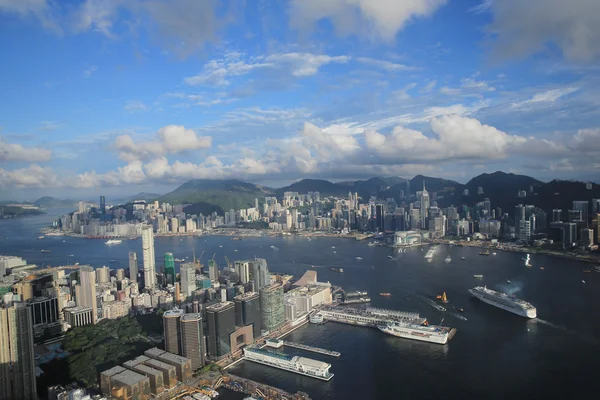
[469,286,536,318]
[378,322,456,345]
[105,239,122,245]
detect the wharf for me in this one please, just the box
[283,341,341,357]
[218,373,311,400]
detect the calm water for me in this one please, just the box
[2,211,600,399]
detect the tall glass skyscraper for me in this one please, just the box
[77,265,97,324]
[0,301,36,399]
[206,301,236,360]
[180,263,196,299]
[164,253,175,285]
[181,313,204,369]
[259,283,285,332]
[234,292,262,339]
[141,225,156,289]
[251,258,270,290]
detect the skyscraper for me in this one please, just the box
[206,301,236,360]
[252,258,270,290]
[100,195,106,219]
[234,261,250,284]
[180,313,204,369]
[234,292,262,339]
[259,283,285,332]
[142,225,156,289]
[552,209,563,222]
[163,309,184,355]
[515,204,525,235]
[573,201,589,227]
[208,260,219,281]
[180,263,196,299]
[0,301,36,400]
[96,266,110,284]
[164,253,175,285]
[375,204,384,232]
[77,265,97,324]
[420,181,429,229]
[129,252,138,283]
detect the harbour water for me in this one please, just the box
[2,210,600,398]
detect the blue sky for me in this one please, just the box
[1,0,600,200]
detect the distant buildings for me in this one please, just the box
[0,300,36,400]
[141,226,156,289]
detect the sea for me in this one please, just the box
[1,209,600,399]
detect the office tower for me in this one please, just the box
[552,209,563,222]
[259,283,285,332]
[515,204,525,234]
[420,181,429,229]
[206,301,236,360]
[592,214,600,245]
[164,253,175,286]
[375,204,384,232]
[129,252,138,283]
[573,201,589,227]
[568,209,582,222]
[180,263,196,299]
[116,268,125,281]
[96,266,110,284]
[163,309,184,355]
[142,226,156,289]
[592,199,600,216]
[208,260,218,281]
[100,195,106,218]
[252,258,270,290]
[78,265,97,324]
[234,292,262,339]
[0,302,36,399]
[180,313,204,369]
[234,261,250,284]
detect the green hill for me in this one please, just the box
[34,196,76,208]
[157,179,271,215]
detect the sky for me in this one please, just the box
[1,0,600,201]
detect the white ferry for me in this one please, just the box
[243,347,333,381]
[378,321,456,345]
[469,286,536,318]
[105,239,122,245]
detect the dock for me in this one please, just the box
[219,373,311,400]
[283,341,341,357]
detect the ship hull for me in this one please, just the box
[469,289,536,318]
[377,325,451,345]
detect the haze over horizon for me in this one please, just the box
[2,0,600,200]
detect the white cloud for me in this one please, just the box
[264,53,349,77]
[440,77,495,96]
[290,0,448,41]
[0,138,52,162]
[570,128,600,154]
[123,100,147,112]
[82,65,97,78]
[468,0,492,14]
[511,87,580,108]
[114,125,212,161]
[355,57,414,71]
[0,0,60,32]
[487,0,600,62]
[421,80,437,93]
[38,121,61,131]
[0,164,58,188]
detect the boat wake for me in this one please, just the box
[270,245,279,251]
[415,294,446,312]
[447,312,467,321]
[535,319,599,347]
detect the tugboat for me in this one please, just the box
[455,306,465,313]
[330,268,344,273]
[379,292,392,297]
[436,292,449,304]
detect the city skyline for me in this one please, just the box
[1,1,600,200]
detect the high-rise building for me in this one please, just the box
[592,214,600,245]
[0,301,36,399]
[375,204,384,232]
[259,283,285,332]
[180,263,196,299]
[163,309,184,355]
[234,261,250,284]
[96,266,110,284]
[519,220,531,241]
[142,226,156,289]
[234,292,262,339]
[206,301,236,360]
[515,204,525,235]
[208,260,219,281]
[420,181,430,229]
[573,201,589,227]
[552,209,563,222]
[77,265,97,324]
[252,258,270,290]
[100,195,106,218]
[129,252,138,283]
[164,253,175,286]
[180,313,204,369]
[592,199,600,216]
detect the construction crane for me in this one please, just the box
[198,250,205,263]
[224,255,232,269]
[211,253,216,261]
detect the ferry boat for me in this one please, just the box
[479,249,490,256]
[468,286,536,318]
[377,321,456,345]
[309,313,325,324]
[330,268,344,273]
[105,239,122,245]
[379,293,392,297]
[38,236,45,239]
[41,249,51,253]
[355,256,363,260]
[436,292,449,304]
[388,255,394,259]
[460,256,466,260]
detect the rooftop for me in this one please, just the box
[112,369,148,386]
[144,358,176,372]
[297,357,331,370]
[181,313,202,322]
[145,348,166,358]
[287,283,330,297]
[101,365,126,377]
[233,291,259,301]
[156,351,191,365]
[293,270,317,287]
[63,306,93,313]
[206,301,234,312]
[129,363,162,377]
[163,309,185,317]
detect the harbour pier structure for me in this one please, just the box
[219,373,312,400]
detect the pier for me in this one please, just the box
[283,341,341,357]
[219,373,311,400]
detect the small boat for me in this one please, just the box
[234,249,238,252]
[582,280,586,284]
[105,239,122,245]
[445,256,451,263]
[473,274,483,279]
[333,251,337,254]
[41,249,51,253]
[460,257,466,260]
[180,239,183,241]
[174,258,185,262]
[492,252,497,256]
[583,269,592,273]
[330,268,344,273]
[388,255,394,259]
[332,246,336,249]
[539,267,544,270]
[219,245,223,248]
[355,256,363,260]
[110,259,116,263]
[479,249,490,256]
[506,280,511,284]
[62,240,66,242]
[379,293,392,297]
[436,292,449,304]
[455,307,464,313]
[38,236,45,239]
[68,254,74,257]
